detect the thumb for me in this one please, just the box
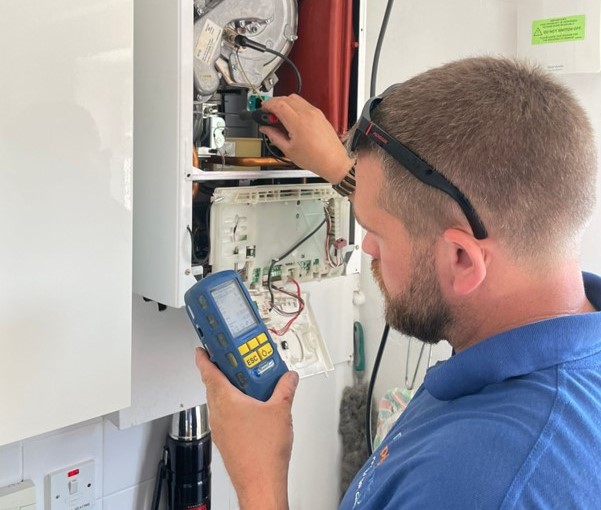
[270,370,300,405]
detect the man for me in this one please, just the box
[195,57,601,508]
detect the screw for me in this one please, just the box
[185,269,191,275]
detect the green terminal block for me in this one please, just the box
[248,95,270,112]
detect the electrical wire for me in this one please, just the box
[187,225,202,265]
[188,202,212,265]
[288,329,306,364]
[235,48,262,96]
[269,278,304,336]
[234,35,302,94]
[267,212,327,309]
[324,206,343,268]
[370,0,396,97]
[262,133,296,166]
[404,339,426,391]
[150,448,168,510]
[271,284,305,317]
[261,46,302,95]
[366,0,396,457]
[366,324,390,456]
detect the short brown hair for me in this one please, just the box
[353,57,597,263]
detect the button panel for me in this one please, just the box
[243,351,261,368]
[237,332,274,371]
[257,342,273,360]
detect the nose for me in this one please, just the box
[362,231,379,259]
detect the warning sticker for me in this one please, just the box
[532,15,585,45]
[195,18,223,64]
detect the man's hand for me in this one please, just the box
[260,94,355,184]
[195,347,299,510]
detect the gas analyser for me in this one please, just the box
[185,270,288,401]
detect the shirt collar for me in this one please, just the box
[424,272,601,401]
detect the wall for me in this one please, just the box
[0,415,235,509]
[0,289,353,510]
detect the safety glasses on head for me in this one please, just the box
[351,88,488,240]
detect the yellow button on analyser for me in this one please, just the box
[247,338,259,350]
[243,352,261,368]
[257,333,268,345]
[238,343,250,355]
[257,343,273,360]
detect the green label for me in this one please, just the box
[532,15,585,45]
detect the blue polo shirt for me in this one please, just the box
[340,272,601,509]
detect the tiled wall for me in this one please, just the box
[0,416,235,510]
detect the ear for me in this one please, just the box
[438,229,488,297]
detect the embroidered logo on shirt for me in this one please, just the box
[352,433,404,508]
[377,446,389,466]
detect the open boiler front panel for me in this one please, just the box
[133,0,358,377]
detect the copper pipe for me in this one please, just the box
[206,155,296,168]
[192,149,201,198]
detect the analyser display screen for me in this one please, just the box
[210,280,258,338]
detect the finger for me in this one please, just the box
[269,371,300,406]
[261,97,299,127]
[259,126,291,153]
[195,347,226,386]
[196,348,250,405]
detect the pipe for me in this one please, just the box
[206,155,295,168]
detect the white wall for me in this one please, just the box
[0,293,353,510]
[0,416,235,509]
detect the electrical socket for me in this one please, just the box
[46,460,95,510]
[0,480,36,510]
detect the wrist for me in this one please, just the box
[333,163,356,197]
[332,156,356,185]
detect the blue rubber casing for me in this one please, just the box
[184,270,288,401]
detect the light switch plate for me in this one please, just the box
[0,480,36,510]
[46,461,95,510]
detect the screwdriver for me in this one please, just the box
[238,109,279,126]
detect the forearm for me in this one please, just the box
[238,482,290,510]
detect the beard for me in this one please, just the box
[371,247,453,344]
